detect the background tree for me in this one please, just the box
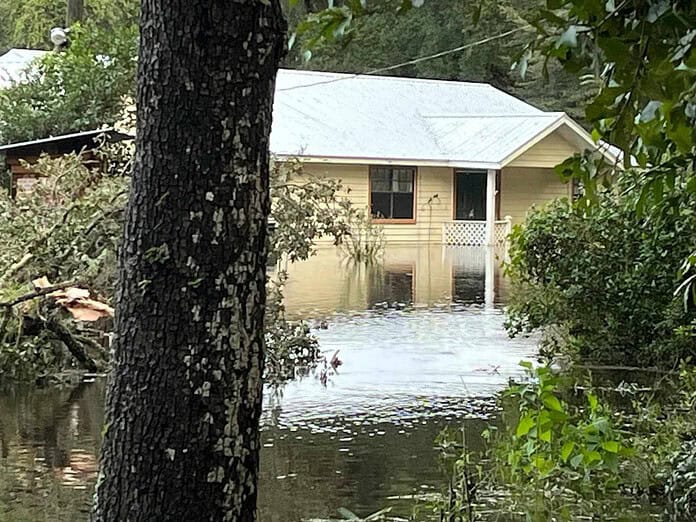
[92,2,286,521]
[0,0,138,52]
[0,24,137,144]
[67,0,85,26]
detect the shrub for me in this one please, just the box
[505,184,696,367]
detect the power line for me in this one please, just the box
[278,25,532,92]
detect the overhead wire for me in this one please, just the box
[278,25,533,92]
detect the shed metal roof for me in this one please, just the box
[0,128,133,154]
[0,48,45,88]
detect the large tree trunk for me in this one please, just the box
[91,2,286,521]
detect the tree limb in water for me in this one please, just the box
[43,316,99,373]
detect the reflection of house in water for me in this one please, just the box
[366,263,414,309]
[281,245,507,318]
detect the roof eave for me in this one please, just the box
[272,153,501,170]
[498,113,621,168]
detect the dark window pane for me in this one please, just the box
[392,193,414,219]
[370,167,415,219]
[371,193,391,218]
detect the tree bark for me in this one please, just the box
[92,2,286,521]
[67,0,84,26]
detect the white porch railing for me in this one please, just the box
[442,217,512,246]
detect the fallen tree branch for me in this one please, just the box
[0,253,34,285]
[43,316,98,373]
[0,281,78,308]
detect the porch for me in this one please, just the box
[442,218,512,247]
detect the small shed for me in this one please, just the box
[0,128,133,197]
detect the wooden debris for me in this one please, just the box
[31,277,114,321]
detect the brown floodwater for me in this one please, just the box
[0,245,538,521]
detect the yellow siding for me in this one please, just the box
[296,163,453,244]
[506,132,578,168]
[500,167,570,225]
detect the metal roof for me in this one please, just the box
[270,69,611,168]
[0,48,45,88]
[0,128,133,153]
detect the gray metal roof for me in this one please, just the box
[0,48,45,88]
[270,69,602,168]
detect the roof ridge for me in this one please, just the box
[278,68,490,88]
[423,113,557,118]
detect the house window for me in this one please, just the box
[370,166,416,221]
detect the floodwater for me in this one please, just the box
[0,245,537,521]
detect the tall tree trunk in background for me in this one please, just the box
[92,2,286,521]
[66,0,84,25]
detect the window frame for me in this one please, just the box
[368,165,417,224]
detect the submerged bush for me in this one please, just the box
[0,151,373,383]
[505,183,696,367]
[433,363,657,521]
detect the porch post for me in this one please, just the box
[484,246,495,309]
[485,168,496,246]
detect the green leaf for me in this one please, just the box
[585,450,603,464]
[557,25,578,48]
[516,415,536,437]
[570,453,583,468]
[601,440,620,453]
[587,393,598,412]
[560,441,575,462]
[542,394,564,413]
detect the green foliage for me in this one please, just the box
[0,0,139,51]
[338,209,384,264]
[505,183,696,367]
[0,146,128,380]
[526,0,696,166]
[0,23,137,144]
[499,363,631,483]
[666,439,696,521]
[524,0,696,298]
[270,158,355,262]
[0,151,374,383]
[264,275,322,386]
[433,364,661,521]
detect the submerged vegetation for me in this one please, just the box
[0,148,383,384]
[432,362,696,521]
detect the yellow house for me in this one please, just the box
[271,70,617,245]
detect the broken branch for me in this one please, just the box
[0,281,78,308]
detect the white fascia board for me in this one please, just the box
[273,154,501,171]
[499,113,621,168]
[498,114,566,167]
